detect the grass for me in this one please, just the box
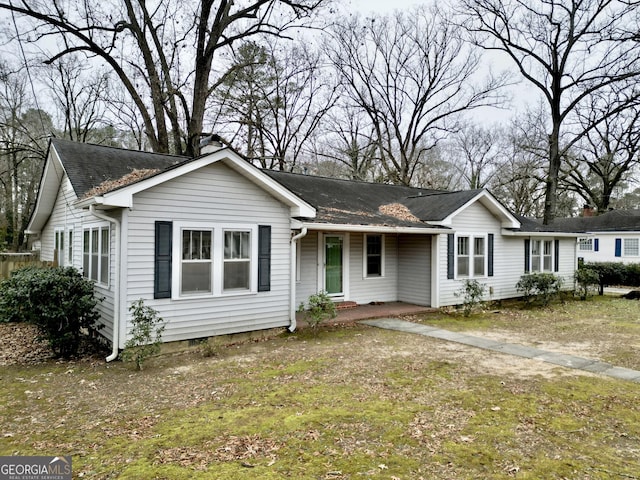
[1,296,640,479]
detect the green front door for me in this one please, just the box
[325,235,343,295]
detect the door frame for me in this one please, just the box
[318,233,349,299]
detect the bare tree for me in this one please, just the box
[326,5,506,186]
[0,66,51,250]
[412,146,465,191]
[313,104,379,181]
[562,92,640,212]
[1,0,328,156]
[214,41,337,170]
[44,55,111,144]
[460,0,640,223]
[444,123,505,190]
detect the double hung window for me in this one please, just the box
[624,238,639,257]
[174,223,257,298]
[456,235,486,278]
[578,238,593,251]
[181,229,212,294]
[530,239,553,272]
[82,225,109,285]
[224,230,251,290]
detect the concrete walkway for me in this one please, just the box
[361,318,640,383]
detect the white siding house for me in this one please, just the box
[27,139,579,360]
[542,210,640,265]
[577,233,640,265]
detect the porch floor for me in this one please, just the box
[296,301,436,328]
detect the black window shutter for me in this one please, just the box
[258,225,271,292]
[524,239,530,273]
[447,234,455,280]
[554,239,560,272]
[488,233,494,277]
[594,238,599,252]
[154,221,172,299]
[615,238,622,257]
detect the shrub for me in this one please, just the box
[516,272,563,306]
[0,266,103,358]
[574,267,599,300]
[454,279,486,317]
[121,299,166,370]
[581,262,640,294]
[298,291,337,334]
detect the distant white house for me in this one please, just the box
[26,138,579,358]
[537,210,640,265]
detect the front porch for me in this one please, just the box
[296,301,436,328]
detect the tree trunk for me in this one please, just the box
[543,117,562,224]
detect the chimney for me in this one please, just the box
[199,134,225,155]
[582,204,595,217]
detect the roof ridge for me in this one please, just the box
[263,169,449,193]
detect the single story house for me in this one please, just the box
[26,138,579,359]
[528,210,640,265]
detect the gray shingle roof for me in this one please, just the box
[52,138,187,197]
[263,170,480,227]
[515,210,640,233]
[554,210,640,233]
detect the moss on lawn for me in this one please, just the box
[2,298,640,479]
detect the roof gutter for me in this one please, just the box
[289,227,308,332]
[299,223,450,234]
[89,205,121,362]
[501,229,580,238]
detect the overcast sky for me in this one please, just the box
[350,0,420,14]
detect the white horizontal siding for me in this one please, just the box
[437,201,577,307]
[296,231,319,305]
[398,234,431,306]
[578,233,640,265]
[39,175,116,341]
[348,233,399,304]
[123,162,292,345]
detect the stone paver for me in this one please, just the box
[361,318,640,383]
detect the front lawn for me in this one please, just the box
[1,297,639,479]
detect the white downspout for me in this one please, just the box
[289,227,308,332]
[89,205,121,362]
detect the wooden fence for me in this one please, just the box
[0,253,52,280]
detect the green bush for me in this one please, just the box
[121,299,166,370]
[298,291,337,334]
[454,279,486,317]
[574,267,599,300]
[516,272,563,306]
[580,262,640,294]
[0,266,103,358]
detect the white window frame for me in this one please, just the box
[172,222,258,300]
[363,234,385,278]
[623,238,639,257]
[578,238,593,252]
[180,228,214,296]
[455,234,487,279]
[223,229,252,292]
[67,229,74,266]
[54,228,65,266]
[82,224,110,286]
[530,238,554,273]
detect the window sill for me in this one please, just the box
[171,290,257,301]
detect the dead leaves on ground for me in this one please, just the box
[155,434,280,470]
